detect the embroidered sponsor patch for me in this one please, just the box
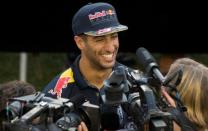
[97,27,112,35]
[88,9,115,20]
[48,68,75,98]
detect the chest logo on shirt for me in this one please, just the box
[48,68,75,98]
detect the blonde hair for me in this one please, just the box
[166,58,208,130]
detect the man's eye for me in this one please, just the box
[111,34,118,39]
[95,38,104,42]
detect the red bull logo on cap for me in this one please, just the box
[48,68,75,98]
[88,9,115,20]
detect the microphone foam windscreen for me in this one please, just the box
[136,47,156,68]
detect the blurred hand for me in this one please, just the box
[78,121,88,131]
[173,121,181,131]
[161,87,176,108]
[161,87,181,131]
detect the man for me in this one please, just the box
[42,2,134,131]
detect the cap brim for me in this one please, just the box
[84,25,128,36]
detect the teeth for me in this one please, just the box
[102,54,113,58]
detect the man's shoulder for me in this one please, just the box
[42,67,76,96]
[59,68,75,83]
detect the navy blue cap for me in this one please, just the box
[72,2,128,36]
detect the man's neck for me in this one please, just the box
[79,58,112,89]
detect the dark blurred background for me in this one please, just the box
[1,0,206,53]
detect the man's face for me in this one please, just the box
[81,33,119,70]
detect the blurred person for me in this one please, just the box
[0,80,36,111]
[162,57,208,131]
[0,80,36,130]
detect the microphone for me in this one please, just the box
[136,47,165,83]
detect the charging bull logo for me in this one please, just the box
[48,68,75,98]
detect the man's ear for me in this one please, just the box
[74,36,85,50]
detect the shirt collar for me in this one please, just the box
[71,55,88,89]
[71,55,122,89]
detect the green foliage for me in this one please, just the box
[0,53,19,83]
[27,53,68,91]
[0,53,68,91]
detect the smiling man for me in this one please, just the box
[42,2,132,131]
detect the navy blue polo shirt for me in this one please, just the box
[42,56,123,105]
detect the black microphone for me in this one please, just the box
[136,47,165,83]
